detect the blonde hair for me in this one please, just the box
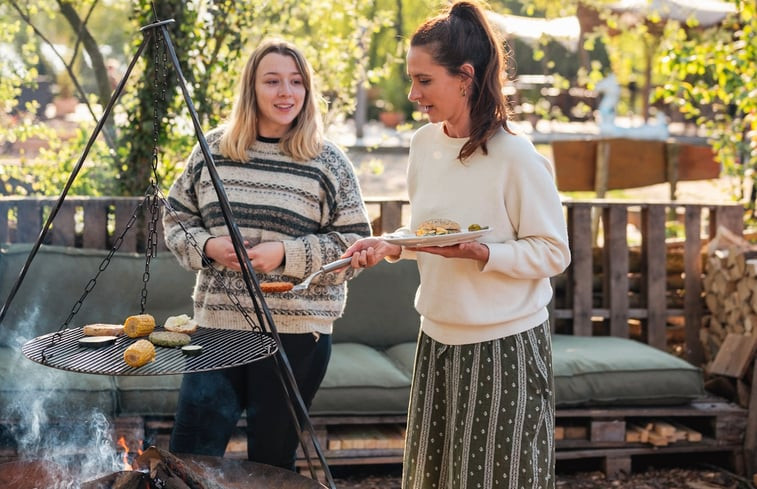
[220,39,323,162]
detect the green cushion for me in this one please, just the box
[333,260,420,348]
[0,346,117,416]
[384,341,417,378]
[552,334,705,407]
[0,244,195,346]
[310,342,411,416]
[115,374,183,416]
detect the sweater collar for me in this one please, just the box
[257,135,281,144]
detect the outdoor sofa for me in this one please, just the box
[0,243,725,476]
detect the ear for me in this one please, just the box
[459,63,474,87]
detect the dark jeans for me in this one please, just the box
[169,332,331,470]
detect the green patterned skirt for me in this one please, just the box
[402,322,555,489]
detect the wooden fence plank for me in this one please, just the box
[642,205,667,349]
[0,202,9,244]
[569,205,593,336]
[684,206,704,365]
[81,200,107,249]
[604,205,629,338]
[16,200,41,243]
[50,202,76,247]
[113,199,139,253]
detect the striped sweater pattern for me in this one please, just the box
[163,128,372,334]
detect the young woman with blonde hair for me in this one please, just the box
[163,38,371,470]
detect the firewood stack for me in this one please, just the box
[700,227,757,480]
[700,228,757,373]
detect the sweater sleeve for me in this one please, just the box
[282,142,372,284]
[162,143,215,271]
[482,150,571,279]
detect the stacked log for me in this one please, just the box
[701,245,757,365]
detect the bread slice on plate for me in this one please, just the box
[163,314,198,334]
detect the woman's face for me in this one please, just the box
[406,45,470,137]
[255,52,306,138]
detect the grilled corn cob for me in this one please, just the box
[124,339,155,368]
[124,314,155,338]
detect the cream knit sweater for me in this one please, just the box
[163,128,371,334]
[401,123,571,345]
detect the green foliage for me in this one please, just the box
[654,0,756,220]
[2,0,400,197]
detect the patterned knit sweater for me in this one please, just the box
[162,128,372,334]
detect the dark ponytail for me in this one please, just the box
[411,0,512,161]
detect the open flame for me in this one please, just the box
[117,436,143,471]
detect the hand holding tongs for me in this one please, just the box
[291,257,353,292]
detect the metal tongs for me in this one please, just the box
[291,257,353,292]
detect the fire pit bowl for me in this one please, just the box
[0,460,78,489]
[175,453,325,489]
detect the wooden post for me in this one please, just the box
[592,140,611,245]
[665,140,680,202]
[745,357,757,476]
[603,205,629,338]
[569,205,594,336]
[642,205,667,349]
[684,206,704,365]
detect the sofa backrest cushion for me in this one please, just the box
[333,260,420,348]
[0,244,195,347]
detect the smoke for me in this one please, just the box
[2,302,126,484]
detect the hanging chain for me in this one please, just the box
[41,197,152,361]
[160,192,263,333]
[139,24,170,314]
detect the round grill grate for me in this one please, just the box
[22,327,278,376]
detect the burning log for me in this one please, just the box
[134,447,221,489]
[81,471,151,489]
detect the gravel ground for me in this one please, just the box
[330,464,755,489]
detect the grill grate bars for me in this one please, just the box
[22,327,278,376]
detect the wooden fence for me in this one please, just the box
[0,196,745,365]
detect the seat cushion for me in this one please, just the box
[552,334,705,407]
[310,343,411,416]
[0,346,117,417]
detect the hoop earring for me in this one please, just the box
[461,87,467,97]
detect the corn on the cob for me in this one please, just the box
[124,314,155,338]
[124,339,155,368]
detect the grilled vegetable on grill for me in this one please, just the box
[149,331,191,347]
[83,323,124,336]
[124,339,156,368]
[181,344,203,356]
[124,314,156,338]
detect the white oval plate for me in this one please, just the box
[383,228,492,247]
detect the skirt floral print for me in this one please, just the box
[402,321,555,489]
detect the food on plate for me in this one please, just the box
[82,323,124,336]
[181,344,203,356]
[124,313,156,338]
[415,218,461,236]
[467,223,489,231]
[163,314,198,334]
[124,339,156,368]
[260,281,294,293]
[78,336,117,348]
[149,331,192,347]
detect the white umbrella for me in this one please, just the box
[610,0,737,27]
